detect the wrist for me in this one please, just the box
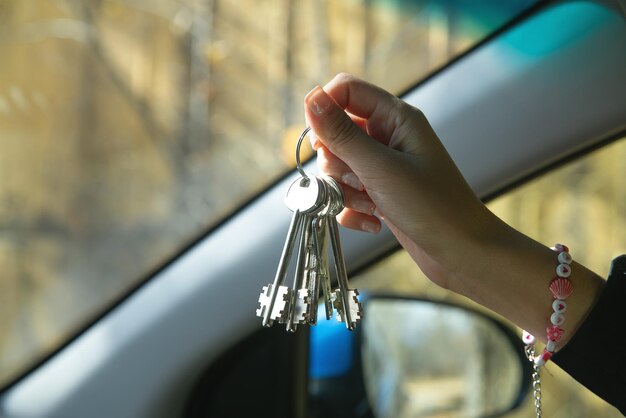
[439,205,508,284]
[442,208,550,321]
[445,211,605,347]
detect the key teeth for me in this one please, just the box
[256,284,292,326]
[331,291,342,321]
[274,286,292,323]
[256,285,270,318]
[350,290,363,322]
[292,288,312,324]
[332,289,363,326]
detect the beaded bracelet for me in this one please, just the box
[523,243,574,366]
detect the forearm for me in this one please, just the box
[446,209,606,348]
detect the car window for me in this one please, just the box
[353,136,626,417]
[0,0,537,389]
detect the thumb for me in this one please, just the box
[304,86,385,171]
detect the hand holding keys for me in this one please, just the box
[256,128,363,331]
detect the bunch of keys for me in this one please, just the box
[256,127,363,332]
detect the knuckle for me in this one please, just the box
[405,102,426,122]
[390,97,412,116]
[396,101,428,131]
[334,72,355,84]
[326,116,360,151]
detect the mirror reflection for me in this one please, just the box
[362,299,523,418]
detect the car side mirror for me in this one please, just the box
[308,296,530,418]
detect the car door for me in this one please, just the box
[0,1,624,417]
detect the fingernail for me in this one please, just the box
[361,220,381,234]
[306,86,332,116]
[352,199,376,216]
[342,173,364,191]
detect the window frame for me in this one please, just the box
[1,2,624,417]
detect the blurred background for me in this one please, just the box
[1,0,623,416]
[0,0,527,387]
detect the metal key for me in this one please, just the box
[256,210,299,326]
[257,176,324,327]
[257,127,363,331]
[311,216,333,321]
[302,217,320,325]
[323,176,363,330]
[290,179,331,329]
[286,212,312,332]
[304,178,335,323]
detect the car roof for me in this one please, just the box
[1,2,625,417]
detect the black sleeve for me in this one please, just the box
[552,255,626,415]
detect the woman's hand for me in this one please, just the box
[304,73,495,288]
[304,73,605,346]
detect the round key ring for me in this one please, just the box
[295,127,312,184]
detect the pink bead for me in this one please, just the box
[558,251,572,265]
[551,312,565,326]
[549,278,574,299]
[547,325,564,341]
[522,330,536,345]
[556,263,572,278]
[534,349,553,366]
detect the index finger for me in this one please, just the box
[323,73,403,145]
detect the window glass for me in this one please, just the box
[0,0,536,388]
[353,137,626,417]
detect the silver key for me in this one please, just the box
[288,178,330,330]
[324,177,363,330]
[257,284,292,323]
[257,173,362,330]
[259,127,363,330]
[286,212,312,332]
[258,209,301,327]
[257,176,324,328]
[302,218,320,325]
[302,180,335,324]
[311,216,333,320]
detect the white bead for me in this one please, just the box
[546,340,557,352]
[554,243,569,252]
[522,330,536,345]
[558,251,572,265]
[551,312,565,326]
[535,356,546,367]
[552,299,567,313]
[556,263,572,278]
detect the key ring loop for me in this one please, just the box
[296,126,312,179]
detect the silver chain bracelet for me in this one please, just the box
[525,345,543,418]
